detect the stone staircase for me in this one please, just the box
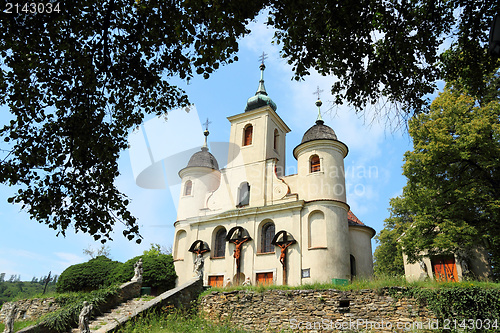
[71,297,152,333]
[68,279,203,333]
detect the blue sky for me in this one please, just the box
[0,16,417,281]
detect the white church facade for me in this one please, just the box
[173,63,375,287]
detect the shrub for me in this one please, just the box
[57,256,122,292]
[112,254,177,293]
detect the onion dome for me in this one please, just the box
[245,63,277,112]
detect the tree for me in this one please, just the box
[0,0,265,243]
[83,244,111,259]
[384,81,500,279]
[1,0,499,243]
[57,256,122,292]
[112,252,176,294]
[270,0,500,116]
[373,196,408,277]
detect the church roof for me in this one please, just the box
[347,210,365,226]
[301,119,338,143]
[186,147,219,170]
[245,63,277,112]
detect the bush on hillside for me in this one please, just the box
[112,254,177,294]
[57,256,122,292]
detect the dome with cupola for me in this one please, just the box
[186,146,219,170]
[301,119,338,143]
[244,63,277,112]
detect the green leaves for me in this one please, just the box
[269,0,499,116]
[389,81,500,277]
[0,0,265,242]
[401,285,500,331]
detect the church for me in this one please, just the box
[172,61,375,287]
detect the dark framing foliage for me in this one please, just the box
[1,0,499,243]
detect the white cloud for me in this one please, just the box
[54,252,84,267]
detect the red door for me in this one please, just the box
[432,256,458,282]
[208,275,224,287]
[256,272,273,285]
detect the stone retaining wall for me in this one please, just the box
[201,287,436,332]
[0,298,60,322]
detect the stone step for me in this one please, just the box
[71,297,152,333]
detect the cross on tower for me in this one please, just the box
[203,118,212,131]
[258,51,268,65]
[313,86,324,100]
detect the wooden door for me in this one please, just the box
[256,272,273,285]
[432,256,458,282]
[208,275,224,287]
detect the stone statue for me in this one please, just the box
[78,301,93,333]
[193,253,204,278]
[459,257,470,275]
[225,278,232,287]
[419,260,427,272]
[242,277,252,286]
[132,258,143,282]
[3,304,16,333]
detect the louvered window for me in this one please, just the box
[244,125,253,146]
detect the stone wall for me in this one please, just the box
[0,298,60,322]
[201,287,437,332]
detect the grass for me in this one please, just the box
[201,275,500,296]
[0,320,37,332]
[116,306,251,333]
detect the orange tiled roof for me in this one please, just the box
[347,210,364,226]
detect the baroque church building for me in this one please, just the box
[173,63,375,287]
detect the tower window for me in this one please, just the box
[310,155,320,173]
[213,228,227,258]
[261,222,275,253]
[350,255,356,278]
[244,125,253,146]
[273,129,279,150]
[184,180,192,196]
[238,182,250,207]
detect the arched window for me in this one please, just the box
[174,230,187,260]
[261,222,275,253]
[238,182,250,207]
[310,155,320,173]
[213,228,226,258]
[243,125,253,146]
[273,129,279,150]
[350,255,357,278]
[308,211,326,248]
[184,180,192,196]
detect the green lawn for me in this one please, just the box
[0,320,37,332]
[202,275,500,296]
